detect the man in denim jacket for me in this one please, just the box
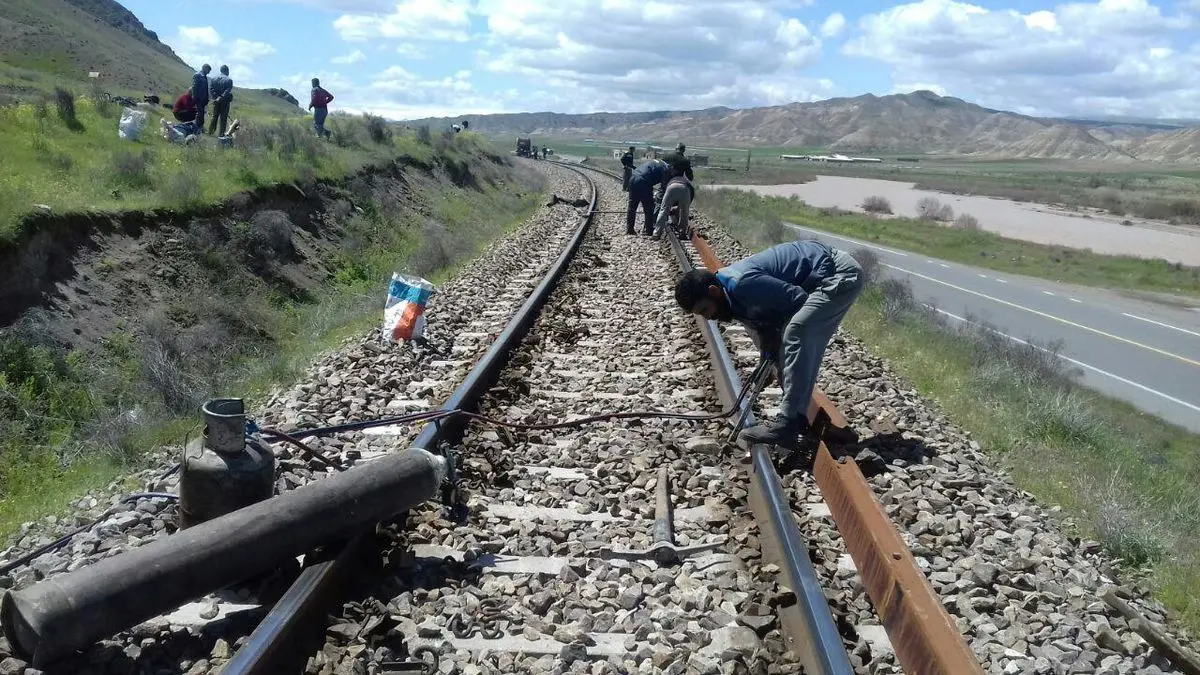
[674,239,864,448]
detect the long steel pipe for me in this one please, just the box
[220,162,601,675]
[1,448,446,667]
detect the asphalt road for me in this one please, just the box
[787,224,1200,434]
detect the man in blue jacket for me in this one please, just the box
[626,158,671,235]
[191,64,212,133]
[673,239,864,448]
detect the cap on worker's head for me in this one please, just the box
[201,64,212,73]
[220,65,229,75]
[676,143,686,152]
[312,77,320,86]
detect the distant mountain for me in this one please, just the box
[0,0,299,115]
[407,91,1200,162]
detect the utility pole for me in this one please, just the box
[745,149,751,173]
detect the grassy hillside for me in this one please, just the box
[0,0,300,117]
[0,94,405,246]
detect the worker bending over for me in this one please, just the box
[626,158,671,235]
[673,239,864,448]
[654,173,694,239]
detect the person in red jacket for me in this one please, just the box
[172,90,197,123]
[308,78,334,138]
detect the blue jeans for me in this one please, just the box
[313,107,329,137]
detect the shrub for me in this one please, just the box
[162,174,203,208]
[853,247,881,286]
[364,114,392,144]
[953,213,981,231]
[862,195,892,214]
[109,149,155,189]
[90,82,114,118]
[416,125,433,145]
[53,87,81,130]
[916,196,954,222]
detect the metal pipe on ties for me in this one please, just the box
[665,230,854,675]
[219,165,602,675]
[0,444,446,667]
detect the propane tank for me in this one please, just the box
[178,398,276,529]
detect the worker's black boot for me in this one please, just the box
[738,415,809,449]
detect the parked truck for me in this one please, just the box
[516,137,532,157]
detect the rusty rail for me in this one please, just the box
[695,230,984,675]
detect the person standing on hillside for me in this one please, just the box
[626,158,671,236]
[620,146,635,192]
[309,78,335,139]
[208,65,234,136]
[673,239,864,450]
[191,64,212,132]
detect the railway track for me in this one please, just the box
[2,158,1191,675]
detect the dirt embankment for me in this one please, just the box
[0,142,536,422]
[0,151,483,344]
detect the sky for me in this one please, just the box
[124,0,1200,121]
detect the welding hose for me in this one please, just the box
[1,360,773,575]
[0,491,179,578]
[260,356,772,443]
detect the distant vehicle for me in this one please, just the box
[516,137,532,157]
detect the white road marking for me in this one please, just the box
[784,224,909,257]
[929,306,1200,415]
[1043,290,1056,296]
[1122,312,1200,338]
[1070,298,1083,304]
[977,273,988,279]
[996,279,1008,284]
[939,263,949,269]
[884,263,1200,368]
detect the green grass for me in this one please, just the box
[700,187,1200,299]
[0,94,430,245]
[843,285,1200,633]
[0,132,546,537]
[707,201,1200,636]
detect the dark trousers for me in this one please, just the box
[194,101,208,133]
[626,185,654,234]
[208,99,230,136]
[622,167,631,192]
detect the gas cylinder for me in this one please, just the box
[178,398,276,528]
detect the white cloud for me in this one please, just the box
[334,0,472,42]
[171,26,276,85]
[470,0,826,112]
[843,0,1200,117]
[333,49,367,64]
[820,12,846,38]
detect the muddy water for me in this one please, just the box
[710,176,1200,267]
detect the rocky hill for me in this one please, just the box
[0,0,298,115]
[409,91,1199,162]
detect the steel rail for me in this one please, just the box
[666,227,855,675]
[687,218,985,675]
[220,162,600,675]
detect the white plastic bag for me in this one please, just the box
[383,273,435,342]
[119,109,148,141]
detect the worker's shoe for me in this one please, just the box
[738,415,809,449]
